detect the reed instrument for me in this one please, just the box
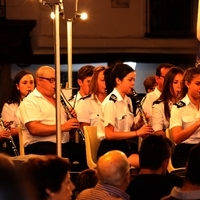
[60,90,85,142]
[0,118,19,156]
[130,89,148,125]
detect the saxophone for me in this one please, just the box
[60,91,85,142]
[0,118,19,156]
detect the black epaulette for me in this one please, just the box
[153,99,162,105]
[175,100,186,108]
[109,94,117,103]
[81,94,91,100]
[67,96,74,101]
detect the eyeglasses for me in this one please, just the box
[39,77,56,83]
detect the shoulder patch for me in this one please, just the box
[81,94,91,100]
[67,96,74,101]
[153,99,162,105]
[109,94,117,103]
[175,101,186,108]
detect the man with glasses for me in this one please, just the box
[137,63,174,125]
[18,66,87,170]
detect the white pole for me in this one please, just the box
[67,20,73,89]
[53,3,62,157]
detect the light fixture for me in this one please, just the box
[76,12,88,20]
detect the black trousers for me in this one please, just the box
[25,141,87,170]
[172,143,196,168]
[97,139,138,159]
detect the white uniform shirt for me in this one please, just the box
[170,94,200,144]
[152,101,173,131]
[102,88,134,133]
[76,94,104,140]
[1,103,19,128]
[17,88,69,147]
[141,87,161,125]
[68,91,82,111]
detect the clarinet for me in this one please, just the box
[60,93,85,142]
[0,118,19,156]
[130,89,148,125]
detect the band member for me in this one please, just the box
[97,63,153,166]
[152,67,184,135]
[140,63,174,124]
[1,70,35,152]
[18,66,87,170]
[76,66,107,140]
[170,67,200,168]
[68,65,94,110]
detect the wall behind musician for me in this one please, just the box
[17,66,87,170]
[97,63,154,168]
[1,70,35,153]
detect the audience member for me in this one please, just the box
[162,143,200,200]
[21,155,75,200]
[76,66,107,139]
[141,63,174,124]
[152,67,184,135]
[0,153,26,200]
[1,70,35,152]
[76,150,130,200]
[126,135,183,200]
[170,67,200,168]
[73,169,98,199]
[18,66,87,170]
[143,75,157,93]
[68,65,94,110]
[97,63,153,167]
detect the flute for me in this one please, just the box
[0,118,19,156]
[60,91,85,142]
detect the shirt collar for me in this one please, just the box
[112,88,129,103]
[96,183,130,200]
[182,94,192,106]
[154,87,162,96]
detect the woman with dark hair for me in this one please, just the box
[1,70,35,153]
[170,67,200,168]
[152,67,184,135]
[21,155,75,200]
[97,63,153,163]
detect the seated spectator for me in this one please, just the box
[143,75,157,93]
[76,150,130,200]
[0,153,26,200]
[126,135,183,200]
[73,169,98,199]
[162,143,200,200]
[21,155,75,200]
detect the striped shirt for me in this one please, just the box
[76,182,130,200]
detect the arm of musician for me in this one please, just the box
[25,119,80,136]
[104,124,152,140]
[132,113,150,131]
[171,121,200,144]
[170,105,200,144]
[151,106,166,136]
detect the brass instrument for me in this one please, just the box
[60,90,85,142]
[0,118,19,156]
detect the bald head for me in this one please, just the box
[97,150,130,188]
[36,66,55,78]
